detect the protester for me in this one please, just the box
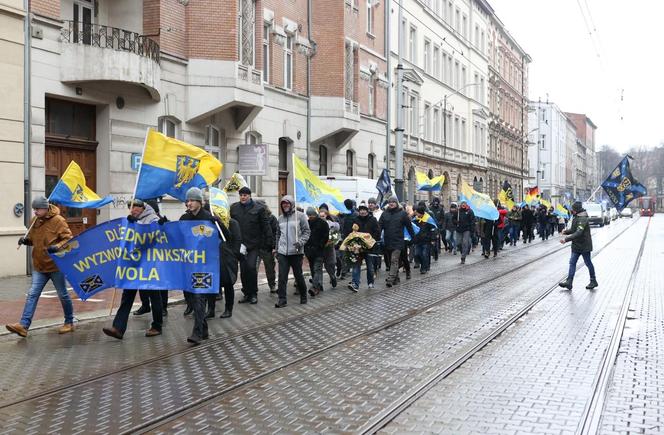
[521,204,535,243]
[348,204,380,290]
[336,199,357,280]
[218,216,242,318]
[6,197,75,338]
[367,197,383,272]
[379,196,414,287]
[304,207,329,297]
[454,200,476,264]
[536,205,549,241]
[230,186,273,304]
[495,201,508,249]
[412,206,437,274]
[275,196,311,307]
[256,200,278,293]
[319,206,339,288]
[478,217,496,259]
[102,199,163,339]
[547,206,557,238]
[429,197,445,259]
[507,205,522,246]
[444,202,458,254]
[559,201,598,290]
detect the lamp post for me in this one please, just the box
[394,0,405,201]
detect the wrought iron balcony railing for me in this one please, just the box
[61,21,160,64]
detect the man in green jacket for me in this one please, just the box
[558,201,598,290]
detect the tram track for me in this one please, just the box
[0,219,637,434]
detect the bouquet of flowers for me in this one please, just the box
[339,224,376,264]
[327,227,341,247]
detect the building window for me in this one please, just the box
[424,39,431,73]
[158,117,177,138]
[433,45,440,78]
[262,23,270,82]
[461,66,466,92]
[410,94,418,136]
[368,153,375,179]
[204,125,222,161]
[474,73,480,100]
[345,42,355,102]
[433,107,440,143]
[346,150,354,176]
[424,103,431,140]
[480,77,485,104]
[409,25,417,63]
[366,0,374,34]
[72,0,93,45]
[368,77,375,116]
[454,61,460,89]
[238,0,256,66]
[319,145,328,176]
[461,118,466,150]
[454,116,460,148]
[244,131,261,194]
[284,35,293,90]
[462,14,467,40]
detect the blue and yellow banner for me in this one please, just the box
[294,155,350,213]
[414,212,438,228]
[416,172,445,191]
[540,198,552,209]
[601,156,647,212]
[135,129,223,202]
[459,181,499,220]
[498,180,515,210]
[209,187,230,226]
[50,218,220,300]
[554,204,570,218]
[49,161,113,208]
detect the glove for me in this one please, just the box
[18,237,32,246]
[158,216,169,225]
[293,241,302,251]
[240,244,248,256]
[47,245,59,254]
[126,215,138,223]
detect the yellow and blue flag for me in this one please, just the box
[540,198,552,209]
[223,172,248,193]
[209,187,230,226]
[459,181,498,220]
[294,155,350,213]
[416,172,445,191]
[415,212,438,229]
[49,161,112,208]
[498,180,515,210]
[554,204,570,218]
[135,129,223,202]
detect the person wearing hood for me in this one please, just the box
[378,196,414,287]
[7,197,74,338]
[102,199,163,340]
[559,201,598,290]
[230,186,273,305]
[304,207,329,296]
[443,202,458,254]
[521,204,535,243]
[429,197,445,258]
[275,196,311,307]
[454,200,476,264]
[349,204,381,291]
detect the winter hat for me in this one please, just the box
[343,199,354,210]
[238,186,252,196]
[368,197,377,205]
[387,195,399,204]
[571,201,584,213]
[319,203,329,211]
[31,196,49,209]
[450,202,458,208]
[185,187,204,202]
[306,207,318,217]
[416,205,426,214]
[358,204,369,212]
[128,199,145,208]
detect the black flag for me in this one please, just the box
[375,169,392,206]
[601,156,647,212]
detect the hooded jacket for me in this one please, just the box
[378,205,413,250]
[276,196,311,256]
[26,204,73,273]
[135,204,159,224]
[563,210,593,253]
[521,208,535,226]
[453,206,476,233]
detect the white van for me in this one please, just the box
[583,202,605,227]
[318,176,382,205]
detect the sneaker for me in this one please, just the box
[348,283,359,293]
[586,279,598,290]
[57,323,75,334]
[5,323,28,337]
[385,281,393,288]
[368,283,375,289]
[187,335,202,346]
[275,301,287,308]
[460,257,466,264]
[406,271,411,280]
[145,328,162,337]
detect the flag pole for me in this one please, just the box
[292,154,299,243]
[206,186,226,242]
[588,184,602,202]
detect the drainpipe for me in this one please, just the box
[306,0,313,167]
[384,0,391,173]
[23,0,32,274]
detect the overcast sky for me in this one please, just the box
[490,0,662,153]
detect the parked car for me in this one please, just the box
[583,202,606,227]
[609,207,618,221]
[620,208,633,218]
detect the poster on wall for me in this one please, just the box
[237,144,268,176]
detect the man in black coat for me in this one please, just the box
[558,201,597,290]
[429,197,445,256]
[217,217,242,318]
[336,199,357,279]
[378,196,414,287]
[348,204,381,291]
[521,204,535,243]
[304,207,329,296]
[256,200,278,293]
[230,186,273,304]
[454,200,476,264]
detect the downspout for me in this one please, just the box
[384,0,391,173]
[306,0,313,167]
[23,0,31,274]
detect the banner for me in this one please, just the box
[498,180,515,210]
[50,219,220,300]
[416,172,445,191]
[525,186,541,206]
[293,154,350,213]
[376,168,392,206]
[49,161,113,208]
[459,181,499,220]
[601,156,647,211]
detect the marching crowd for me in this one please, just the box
[6,186,597,345]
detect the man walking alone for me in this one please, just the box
[558,201,598,290]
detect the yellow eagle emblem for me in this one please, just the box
[54,240,80,258]
[72,185,88,202]
[175,156,201,188]
[191,224,214,237]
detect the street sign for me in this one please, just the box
[237,144,268,176]
[131,153,142,172]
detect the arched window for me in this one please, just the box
[346,149,354,176]
[367,153,375,179]
[319,145,328,176]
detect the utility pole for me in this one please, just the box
[394,0,405,200]
[385,0,391,174]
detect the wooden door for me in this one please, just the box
[45,145,98,236]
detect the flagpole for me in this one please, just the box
[206,187,226,242]
[292,154,299,243]
[588,184,602,202]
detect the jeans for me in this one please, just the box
[20,271,73,329]
[113,289,162,333]
[240,248,260,298]
[307,254,324,290]
[455,230,472,258]
[351,255,374,287]
[414,243,431,272]
[277,254,308,304]
[509,223,521,244]
[257,248,276,288]
[538,223,548,240]
[446,230,456,252]
[567,251,596,283]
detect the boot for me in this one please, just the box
[220,309,232,318]
[586,279,598,290]
[206,297,216,319]
[183,304,193,316]
[558,279,573,290]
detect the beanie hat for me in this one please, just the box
[319,203,329,211]
[185,187,204,202]
[358,204,369,211]
[238,186,252,196]
[572,201,583,213]
[368,197,377,204]
[343,199,354,210]
[306,207,318,217]
[128,199,145,208]
[31,196,49,209]
[387,195,399,203]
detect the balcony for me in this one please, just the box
[310,96,360,148]
[185,60,264,130]
[59,21,161,101]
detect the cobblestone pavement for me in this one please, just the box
[0,219,635,434]
[600,217,664,434]
[380,217,649,435]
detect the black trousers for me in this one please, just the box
[240,248,260,298]
[139,290,169,310]
[113,289,162,333]
[185,292,207,339]
[277,254,308,304]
